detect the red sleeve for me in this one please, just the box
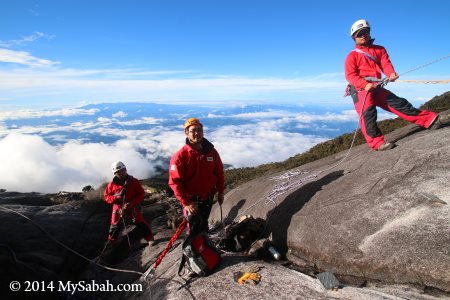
[168,151,191,206]
[379,46,396,77]
[345,51,369,89]
[103,182,116,204]
[215,151,225,194]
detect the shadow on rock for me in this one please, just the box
[266,170,344,254]
[147,277,196,300]
[390,124,425,143]
[225,199,246,223]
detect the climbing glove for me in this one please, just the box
[234,272,261,285]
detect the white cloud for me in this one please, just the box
[221,109,359,123]
[1,52,447,108]
[0,48,59,67]
[112,111,127,118]
[97,117,111,123]
[0,107,99,121]
[0,102,428,193]
[210,124,326,168]
[0,133,154,193]
[117,117,160,126]
[0,119,329,192]
[0,65,349,106]
[0,40,448,109]
[0,32,54,47]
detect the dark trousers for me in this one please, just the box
[349,86,437,150]
[183,196,213,236]
[108,211,153,242]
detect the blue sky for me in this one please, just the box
[1,0,449,110]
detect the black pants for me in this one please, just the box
[184,196,213,236]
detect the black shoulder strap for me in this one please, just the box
[120,175,134,200]
[178,254,187,276]
[177,234,192,276]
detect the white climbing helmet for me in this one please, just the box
[350,19,370,37]
[112,161,126,173]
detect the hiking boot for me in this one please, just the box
[428,114,450,130]
[146,232,156,246]
[376,142,395,151]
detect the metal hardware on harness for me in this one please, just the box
[364,76,390,88]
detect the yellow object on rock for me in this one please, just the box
[235,272,262,285]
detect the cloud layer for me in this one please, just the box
[0,133,153,193]
[0,101,408,193]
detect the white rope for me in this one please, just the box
[398,54,450,77]
[397,79,450,84]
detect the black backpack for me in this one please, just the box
[217,215,266,252]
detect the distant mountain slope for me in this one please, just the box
[225,90,450,189]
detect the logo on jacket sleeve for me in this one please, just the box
[207,156,214,162]
[170,164,177,171]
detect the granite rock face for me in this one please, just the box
[211,121,450,292]
[0,196,167,298]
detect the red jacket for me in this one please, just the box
[169,138,224,206]
[345,42,396,90]
[104,175,145,221]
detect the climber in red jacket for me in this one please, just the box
[104,161,154,245]
[345,19,449,151]
[169,118,225,234]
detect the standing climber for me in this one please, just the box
[345,19,449,151]
[104,161,155,245]
[168,118,225,235]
